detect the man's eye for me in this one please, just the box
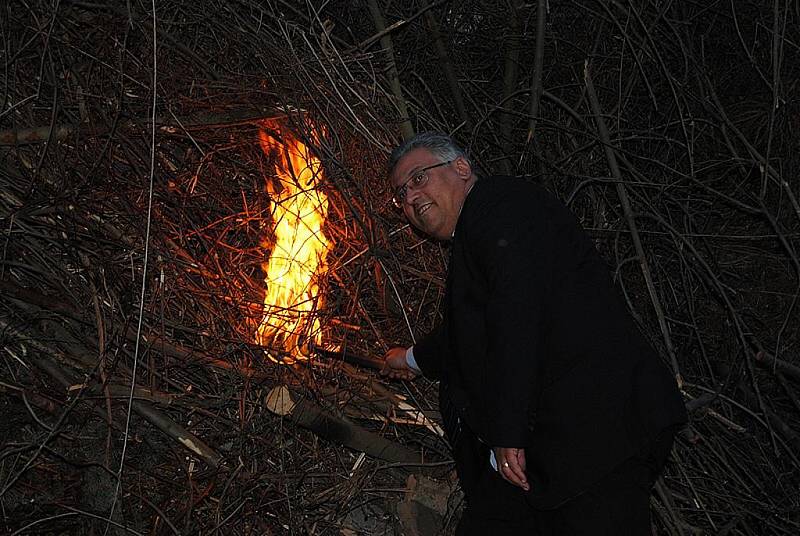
[411,172,426,185]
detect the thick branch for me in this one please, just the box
[584,62,682,386]
[266,386,421,464]
[367,0,414,140]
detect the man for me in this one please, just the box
[380,132,687,534]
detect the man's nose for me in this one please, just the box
[405,185,423,205]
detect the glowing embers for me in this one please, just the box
[256,122,331,362]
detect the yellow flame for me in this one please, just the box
[256,123,330,361]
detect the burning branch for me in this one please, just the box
[256,122,332,362]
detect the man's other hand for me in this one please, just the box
[493,447,530,491]
[380,347,418,380]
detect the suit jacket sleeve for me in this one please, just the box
[411,323,448,380]
[462,189,556,447]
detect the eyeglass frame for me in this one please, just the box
[391,159,454,208]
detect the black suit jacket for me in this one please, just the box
[413,176,687,508]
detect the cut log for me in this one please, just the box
[266,386,421,464]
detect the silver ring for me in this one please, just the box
[502,461,510,468]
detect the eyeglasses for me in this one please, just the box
[391,160,453,208]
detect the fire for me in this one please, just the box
[256,122,331,361]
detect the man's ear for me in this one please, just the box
[455,156,472,180]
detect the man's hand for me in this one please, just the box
[493,447,530,491]
[380,347,419,380]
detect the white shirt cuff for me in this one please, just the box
[405,346,421,373]
[489,450,499,471]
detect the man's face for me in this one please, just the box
[390,148,474,240]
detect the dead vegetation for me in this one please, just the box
[1,1,799,534]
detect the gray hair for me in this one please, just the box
[388,131,470,175]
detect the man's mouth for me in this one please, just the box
[416,202,433,217]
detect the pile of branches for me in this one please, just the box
[1,0,799,534]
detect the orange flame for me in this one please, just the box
[256,122,331,361]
